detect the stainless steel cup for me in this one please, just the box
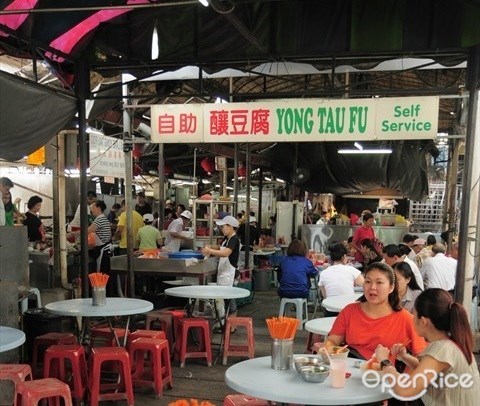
[271,338,293,370]
[92,287,106,306]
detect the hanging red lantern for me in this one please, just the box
[133,163,142,176]
[237,162,246,177]
[164,163,173,176]
[201,157,215,175]
[157,161,173,176]
[132,144,143,159]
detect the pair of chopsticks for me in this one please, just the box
[88,272,109,288]
[266,317,300,339]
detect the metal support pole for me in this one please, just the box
[75,56,90,298]
[122,75,135,297]
[233,144,239,214]
[245,144,251,268]
[456,45,480,314]
[158,143,165,227]
[258,168,263,231]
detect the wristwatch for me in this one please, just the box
[380,359,393,370]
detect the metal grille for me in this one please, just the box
[409,183,446,233]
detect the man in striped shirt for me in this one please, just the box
[88,200,112,273]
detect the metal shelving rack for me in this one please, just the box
[409,182,446,233]
[192,199,236,249]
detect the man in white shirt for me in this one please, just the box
[163,210,192,252]
[319,243,364,298]
[382,244,424,290]
[69,191,97,231]
[423,243,457,292]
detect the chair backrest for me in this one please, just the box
[96,244,112,271]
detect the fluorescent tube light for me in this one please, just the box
[277,178,285,183]
[151,27,159,60]
[354,142,363,150]
[198,0,209,6]
[338,149,392,154]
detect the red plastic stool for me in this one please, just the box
[0,364,33,404]
[223,316,255,365]
[158,309,187,340]
[15,377,73,406]
[129,337,173,397]
[89,347,134,406]
[223,394,270,405]
[32,333,78,377]
[305,332,323,354]
[43,345,88,404]
[90,327,128,347]
[145,311,175,352]
[175,318,212,367]
[126,329,166,349]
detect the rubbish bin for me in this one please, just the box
[23,308,66,362]
[253,268,271,291]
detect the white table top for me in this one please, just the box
[321,293,362,313]
[44,298,153,317]
[304,317,337,335]
[252,250,276,256]
[225,355,389,405]
[164,285,250,300]
[0,326,26,352]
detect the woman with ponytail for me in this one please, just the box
[375,288,480,405]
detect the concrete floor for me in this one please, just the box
[133,288,310,406]
[132,287,480,406]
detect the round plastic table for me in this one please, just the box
[225,356,390,405]
[45,298,153,347]
[44,298,153,317]
[0,326,26,352]
[304,317,337,335]
[321,293,362,313]
[164,285,250,300]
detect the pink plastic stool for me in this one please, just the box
[89,347,134,406]
[223,316,255,365]
[174,318,212,367]
[43,345,88,404]
[14,377,72,406]
[129,337,173,397]
[0,364,33,404]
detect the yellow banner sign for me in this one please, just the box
[27,147,46,166]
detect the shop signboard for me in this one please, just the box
[151,96,438,143]
[89,133,125,178]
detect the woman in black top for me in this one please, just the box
[23,195,44,242]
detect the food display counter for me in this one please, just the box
[301,224,409,253]
[110,255,218,285]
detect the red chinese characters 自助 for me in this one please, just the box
[158,114,175,134]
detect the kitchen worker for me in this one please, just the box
[163,210,192,252]
[201,215,240,326]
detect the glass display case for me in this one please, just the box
[192,199,236,249]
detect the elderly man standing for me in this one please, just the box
[422,243,457,293]
[382,244,424,290]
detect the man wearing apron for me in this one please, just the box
[201,215,240,326]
